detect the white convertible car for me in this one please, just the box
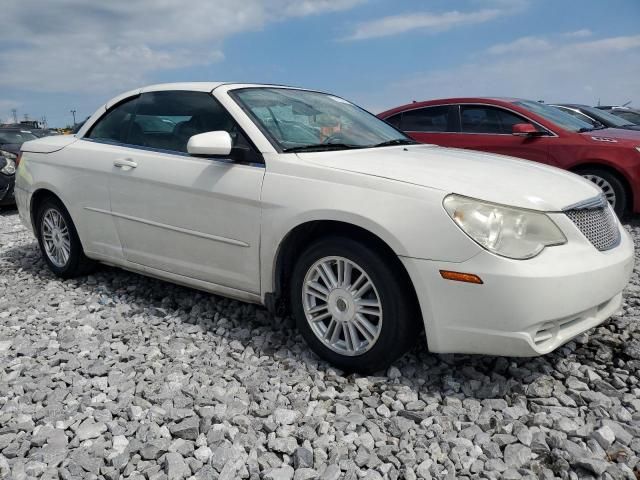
[15,83,634,372]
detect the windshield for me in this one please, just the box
[613,110,640,125]
[514,100,594,133]
[578,106,634,127]
[0,130,38,144]
[231,87,411,151]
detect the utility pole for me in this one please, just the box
[24,113,29,121]
[70,109,77,124]
[11,109,17,123]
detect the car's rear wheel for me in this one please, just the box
[290,236,420,374]
[577,168,627,217]
[36,198,95,278]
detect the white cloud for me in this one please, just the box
[343,9,502,41]
[368,33,640,110]
[562,29,593,38]
[0,0,363,94]
[342,1,528,41]
[279,0,364,17]
[487,36,552,55]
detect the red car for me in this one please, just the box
[378,98,640,216]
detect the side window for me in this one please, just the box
[87,97,139,143]
[495,108,530,132]
[460,105,527,134]
[401,106,451,132]
[384,114,402,128]
[128,91,245,154]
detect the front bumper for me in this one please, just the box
[0,173,15,206]
[402,214,634,356]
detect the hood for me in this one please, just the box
[580,127,640,143]
[21,134,78,154]
[0,143,20,154]
[298,145,600,212]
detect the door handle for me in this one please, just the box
[113,158,138,168]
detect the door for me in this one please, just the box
[108,90,265,294]
[455,105,550,163]
[63,96,141,260]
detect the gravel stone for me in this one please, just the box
[193,446,212,463]
[1,210,640,479]
[503,444,532,468]
[293,447,314,469]
[75,419,107,441]
[169,417,199,440]
[164,452,189,480]
[527,375,555,397]
[319,464,341,480]
[592,425,616,449]
[264,465,295,480]
[274,408,301,425]
[294,468,318,480]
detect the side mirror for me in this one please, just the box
[512,123,540,137]
[187,131,232,157]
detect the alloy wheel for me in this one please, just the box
[582,174,616,209]
[41,208,71,267]
[302,256,383,356]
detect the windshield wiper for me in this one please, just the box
[370,138,418,148]
[578,127,595,133]
[283,143,364,153]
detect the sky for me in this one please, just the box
[0,0,639,128]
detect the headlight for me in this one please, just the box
[443,194,566,259]
[0,158,16,175]
[636,146,640,154]
[0,150,17,160]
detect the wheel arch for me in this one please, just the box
[30,188,64,229]
[29,187,86,250]
[569,161,633,212]
[268,219,421,322]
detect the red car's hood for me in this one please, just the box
[579,127,640,144]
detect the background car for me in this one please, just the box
[0,128,38,206]
[30,129,62,138]
[552,104,640,131]
[596,106,640,125]
[378,97,640,216]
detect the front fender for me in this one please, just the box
[259,165,481,296]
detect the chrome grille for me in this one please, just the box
[564,205,620,251]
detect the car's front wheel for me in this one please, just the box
[577,168,627,217]
[36,198,95,278]
[290,236,420,374]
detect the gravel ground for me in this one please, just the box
[1,207,640,480]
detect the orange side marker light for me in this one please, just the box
[439,270,483,284]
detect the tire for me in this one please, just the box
[35,198,95,278]
[576,168,627,217]
[290,236,421,374]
